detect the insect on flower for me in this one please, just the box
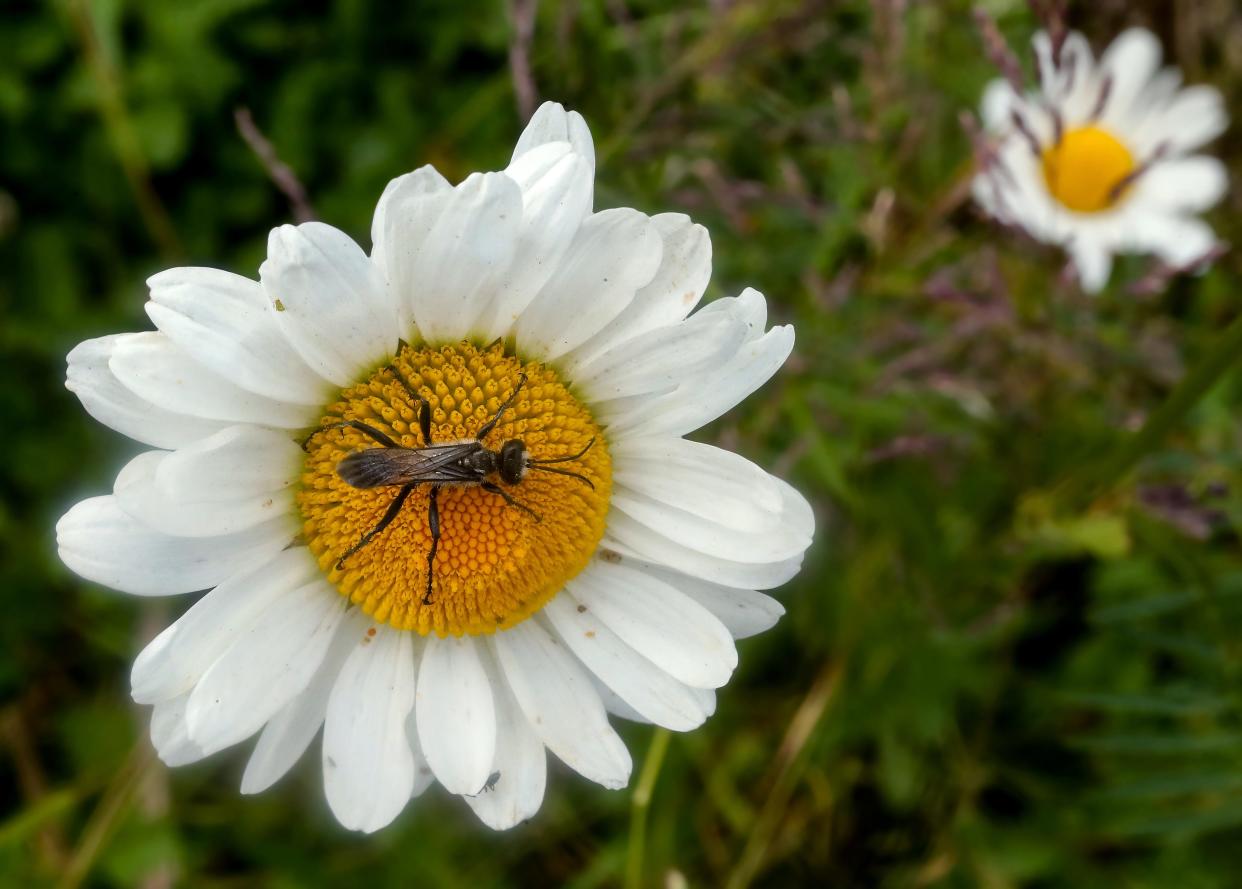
[305,357,596,603]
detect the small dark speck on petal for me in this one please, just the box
[576,604,587,613]
[274,298,286,312]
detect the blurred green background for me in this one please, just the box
[4,0,1242,886]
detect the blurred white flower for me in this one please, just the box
[56,103,813,832]
[974,27,1229,292]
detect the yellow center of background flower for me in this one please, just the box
[299,342,611,637]
[1041,126,1136,214]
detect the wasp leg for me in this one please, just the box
[424,485,442,604]
[336,483,415,570]
[477,373,528,440]
[385,364,434,445]
[303,420,400,452]
[481,481,542,523]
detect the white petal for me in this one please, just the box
[571,305,747,402]
[322,624,417,833]
[150,694,207,767]
[403,172,523,345]
[612,437,785,532]
[476,144,594,340]
[145,267,332,405]
[1126,213,1219,268]
[643,566,785,639]
[566,214,712,368]
[611,475,810,565]
[114,427,301,537]
[242,608,372,794]
[372,166,455,333]
[490,620,631,789]
[515,208,662,361]
[980,79,1019,132]
[603,514,804,591]
[57,495,296,597]
[608,292,794,438]
[260,222,395,387]
[130,547,321,704]
[416,635,497,795]
[110,332,314,428]
[66,335,227,449]
[544,595,707,731]
[1136,157,1228,214]
[512,101,596,175]
[1096,28,1162,127]
[1069,236,1114,293]
[186,580,346,752]
[1151,85,1228,154]
[462,647,547,830]
[571,561,737,689]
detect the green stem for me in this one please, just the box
[1064,309,1242,507]
[625,728,671,889]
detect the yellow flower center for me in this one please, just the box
[299,341,611,637]
[1041,126,1136,214]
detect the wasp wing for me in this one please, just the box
[337,443,483,488]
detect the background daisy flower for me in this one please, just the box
[55,102,814,833]
[973,27,1229,292]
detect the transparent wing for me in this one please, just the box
[337,444,482,488]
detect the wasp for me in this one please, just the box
[304,362,595,604]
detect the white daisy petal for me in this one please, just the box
[150,694,207,767]
[612,437,785,532]
[512,101,596,175]
[604,514,805,591]
[491,620,631,789]
[242,608,372,794]
[1127,213,1218,268]
[1069,235,1114,293]
[416,635,497,796]
[463,646,547,830]
[515,208,663,360]
[260,222,395,387]
[571,303,747,402]
[56,496,296,598]
[66,335,228,449]
[644,567,786,640]
[609,292,794,438]
[145,267,332,405]
[544,594,707,731]
[1152,85,1227,154]
[1097,28,1162,126]
[569,561,737,689]
[370,166,453,334]
[110,332,315,428]
[114,427,301,537]
[476,143,594,340]
[186,580,347,753]
[323,624,417,833]
[563,213,711,368]
[1136,157,1228,214]
[403,172,523,345]
[130,547,321,704]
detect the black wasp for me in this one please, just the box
[304,361,595,604]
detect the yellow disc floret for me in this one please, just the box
[299,341,611,637]
[1041,125,1136,214]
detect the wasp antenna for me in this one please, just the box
[527,464,595,489]
[530,436,596,465]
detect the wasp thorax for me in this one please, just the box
[298,341,610,637]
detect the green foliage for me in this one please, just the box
[2,0,1242,886]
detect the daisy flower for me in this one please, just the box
[973,27,1229,292]
[56,103,813,832]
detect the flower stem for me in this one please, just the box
[626,727,671,889]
